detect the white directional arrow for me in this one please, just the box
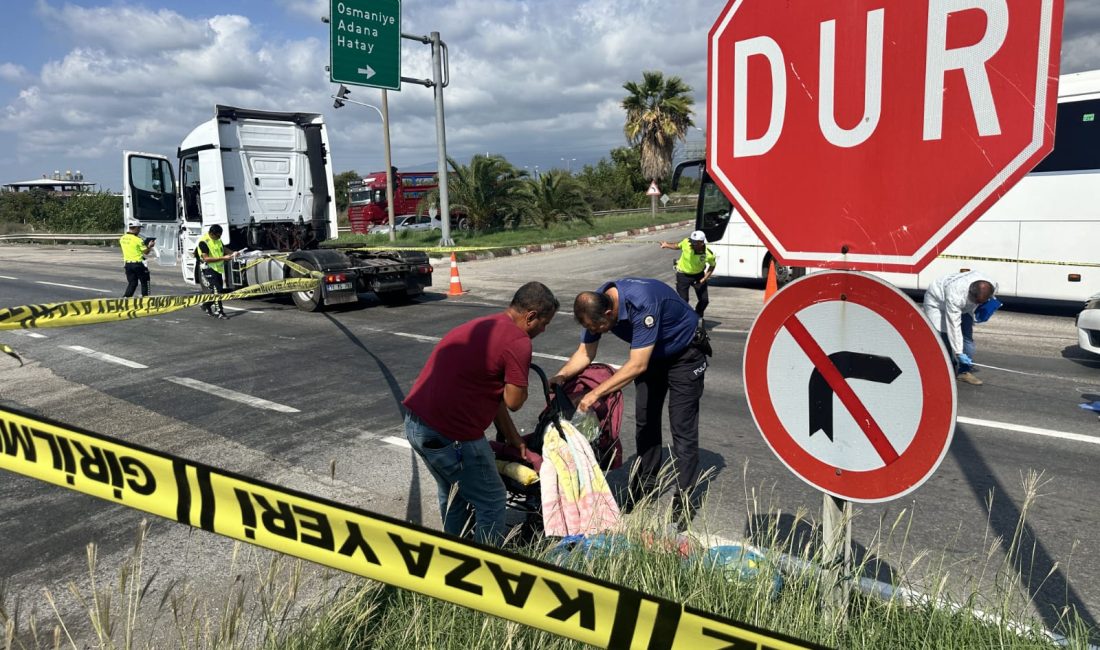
[357,66,376,79]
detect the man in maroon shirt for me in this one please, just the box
[404,282,559,545]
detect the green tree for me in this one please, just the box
[575,146,648,211]
[53,192,124,232]
[527,171,592,229]
[0,190,62,231]
[622,71,695,182]
[334,170,360,214]
[427,155,530,232]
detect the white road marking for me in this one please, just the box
[18,332,47,339]
[366,326,621,369]
[392,332,441,343]
[36,281,112,293]
[381,436,412,449]
[223,305,264,313]
[61,345,148,369]
[957,416,1100,446]
[164,376,300,413]
[0,275,17,280]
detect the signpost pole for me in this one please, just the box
[821,493,852,625]
[431,31,453,247]
[381,90,397,243]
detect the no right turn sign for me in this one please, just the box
[744,271,956,502]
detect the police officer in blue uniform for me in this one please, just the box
[552,277,711,530]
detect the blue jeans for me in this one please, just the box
[942,314,977,374]
[959,314,976,373]
[404,413,507,546]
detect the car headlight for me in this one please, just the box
[1087,297,1100,311]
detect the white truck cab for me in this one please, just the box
[123,105,431,311]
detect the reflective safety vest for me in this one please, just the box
[197,233,226,274]
[675,239,716,275]
[120,232,146,263]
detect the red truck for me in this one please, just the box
[347,171,467,234]
[348,171,432,233]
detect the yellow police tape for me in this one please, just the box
[0,277,319,332]
[935,253,1100,269]
[0,405,825,650]
[1,342,20,365]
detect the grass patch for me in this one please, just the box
[326,208,693,251]
[3,469,1094,649]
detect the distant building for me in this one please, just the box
[2,170,97,195]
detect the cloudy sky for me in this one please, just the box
[1,0,1098,192]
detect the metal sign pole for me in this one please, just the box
[381,90,396,243]
[431,31,453,247]
[821,493,852,625]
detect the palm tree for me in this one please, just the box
[527,171,593,229]
[426,154,531,232]
[622,71,696,183]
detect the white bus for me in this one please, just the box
[676,69,1100,302]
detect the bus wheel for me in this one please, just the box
[766,260,805,286]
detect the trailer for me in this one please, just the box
[123,105,432,311]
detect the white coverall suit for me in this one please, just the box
[922,270,997,373]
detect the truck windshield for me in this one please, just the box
[349,189,372,204]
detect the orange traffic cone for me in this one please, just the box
[764,260,778,303]
[448,252,466,296]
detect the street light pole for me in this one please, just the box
[331,86,396,241]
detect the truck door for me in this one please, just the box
[123,152,179,267]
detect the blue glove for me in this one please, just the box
[974,297,1002,323]
[957,353,973,367]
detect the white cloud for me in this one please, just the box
[35,1,214,56]
[0,63,31,84]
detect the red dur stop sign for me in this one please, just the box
[706,0,1064,273]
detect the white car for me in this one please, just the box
[1077,292,1100,354]
[368,214,441,235]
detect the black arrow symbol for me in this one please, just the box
[808,351,902,441]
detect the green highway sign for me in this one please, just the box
[330,0,401,90]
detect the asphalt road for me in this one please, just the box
[2,236,1100,641]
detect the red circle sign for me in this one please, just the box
[744,271,956,502]
[707,0,1064,273]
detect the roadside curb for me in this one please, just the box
[445,220,693,263]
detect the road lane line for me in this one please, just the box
[381,436,412,449]
[223,305,265,313]
[19,332,47,339]
[163,376,300,413]
[61,345,148,369]
[365,327,619,368]
[957,416,1100,446]
[0,275,17,280]
[35,281,113,293]
[392,332,442,343]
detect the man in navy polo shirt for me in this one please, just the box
[551,277,710,530]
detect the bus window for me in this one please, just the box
[1032,97,1100,173]
[698,175,733,242]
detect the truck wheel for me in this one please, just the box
[290,260,324,312]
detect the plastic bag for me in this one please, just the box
[570,408,601,443]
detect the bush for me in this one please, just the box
[0,190,122,233]
[53,193,124,232]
